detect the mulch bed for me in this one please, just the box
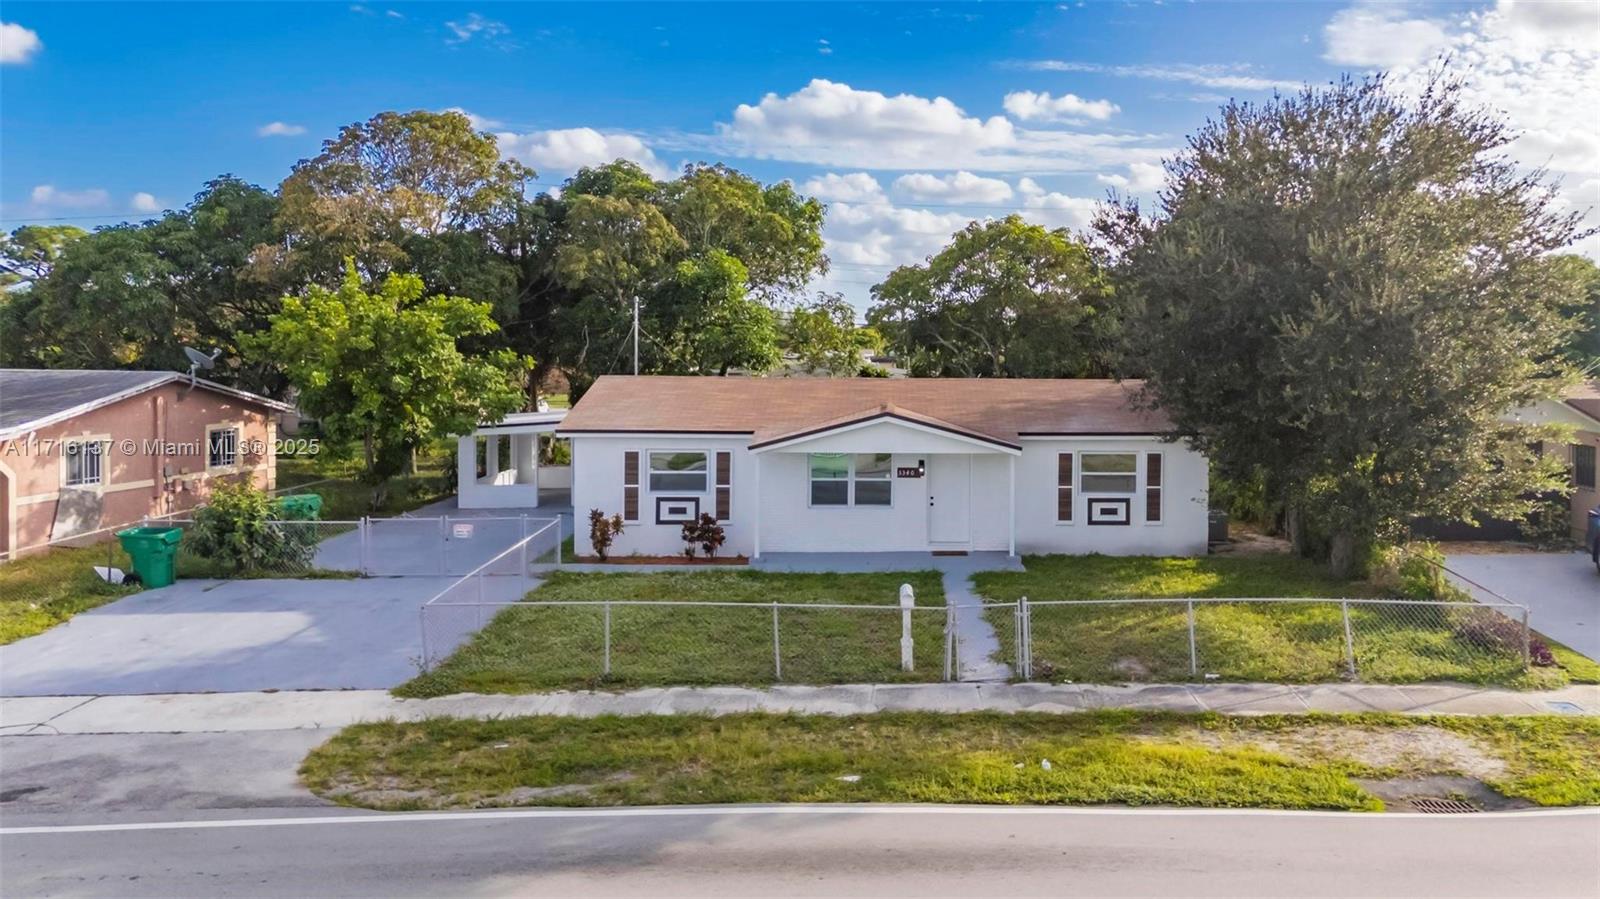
[572,555,749,566]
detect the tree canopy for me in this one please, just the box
[867,216,1116,378]
[1099,75,1587,575]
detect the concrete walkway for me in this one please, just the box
[4,682,1594,735]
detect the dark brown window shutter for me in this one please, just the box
[715,451,732,520]
[1057,452,1073,522]
[623,451,640,522]
[1145,452,1162,523]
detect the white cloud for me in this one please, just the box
[257,121,307,137]
[892,171,1014,204]
[700,78,1167,173]
[130,192,162,213]
[0,21,42,64]
[1002,90,1120,122]
[1016,60,1301,92]
[800,172,886,203]
[817,39,832,56]
[444,107,502,130]
[29,185,109,208]
[1016,178,1098,231]
[497,127,669,179]
[445,13,511,46]
[1095,161,1166,194]
[1322,2,1453,68]
[1323,0,1600,258]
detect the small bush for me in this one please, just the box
[588,509,624,561]
[681,514,727,558]
[1369,542,1471,601]
[189,484,317,573]
[1519,496,1576,549]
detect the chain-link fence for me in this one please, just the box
[418,572,949,686]
[992,597,1532,684]
[353,514,560,576]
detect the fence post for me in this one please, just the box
[772,602,782,681]
[419,605,430,671]
[1341,600,1357,678]
[438,516,449,575]
[359,517,370,576]
[899,583,915,672]
[519,534,530,596]
[1521,606,1531,669]
[942,605,954,681]
[1021,596,1032,680]
[601,601,612,677]
[1187,600,1198,676]
[555,516,564,568]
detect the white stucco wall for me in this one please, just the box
[1013,438,1208,556]
[568,432,1209,558]
[570,434,757,557]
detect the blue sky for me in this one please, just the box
[3,1,1595,308]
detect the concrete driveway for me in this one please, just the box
[1445,550,1599,661]
[0,574,533,696]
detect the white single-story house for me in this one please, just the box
[557,376,1209,558]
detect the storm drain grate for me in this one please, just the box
[1408,797,1479,814]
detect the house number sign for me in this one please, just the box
[895,466,924,478]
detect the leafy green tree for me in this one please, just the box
[277,110,531,277]
[0,224,86,291]
[251,264,529,508]
[659,163,827,301]
[1547,254,1600,370]
[1099,75,1586,576]
[649,251,782,375]
[867,216,1116,378]
[783,293,882,376]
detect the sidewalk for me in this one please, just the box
[4,682,1596,735]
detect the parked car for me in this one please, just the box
[1589,504,1599,575]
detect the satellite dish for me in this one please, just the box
[183,346,222,386]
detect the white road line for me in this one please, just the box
[4,805,1595,835]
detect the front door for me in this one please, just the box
[926,455,971,546]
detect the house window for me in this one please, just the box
[1576,445,1597,490]
[208,427,239,469]
[648,451,707,492]
[808,453,893,507]
[1080,453,1137,494]
[64,440,103,487]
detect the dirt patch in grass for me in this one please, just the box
[1173,723,1509,781]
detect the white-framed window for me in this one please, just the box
[808,453,893,507]
[648,451,707,492]
[1079,452,1138,494]
[63,439,104,487]
[207,426,239,470]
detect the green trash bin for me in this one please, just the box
[274,493,323,521]
[115,526,183,588]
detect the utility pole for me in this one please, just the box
[631,294,640,375]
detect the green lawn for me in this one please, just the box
[396,570,946,697]
[300,711,1600,811]
[975,554,1581,687]
[0,541,141,644]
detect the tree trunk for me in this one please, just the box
[1328,530,1358,580]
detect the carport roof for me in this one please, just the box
[557,375,1173,445]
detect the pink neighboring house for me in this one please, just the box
[0,369,292,559]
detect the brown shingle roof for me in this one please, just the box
[557,376,1171,444]
[1565,381,1600,425]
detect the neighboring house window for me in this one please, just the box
[1079,453,1138,494]
[207,426,239,469]
[1576,444,1597,490]
[808,453,893,507]
[64,440,103,487]
[649,451,707,492]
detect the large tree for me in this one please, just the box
[250,265,529,507]
[867,216,1116,378]
[783,293,883,376]
[1099,75,1587,576]
[0,224,86,291]
[276,110,531,278]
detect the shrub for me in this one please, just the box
[588,509,624,561]
[189,484,317,573]
[1519,495,1575,549]
[1369,542,1472,601]
[681,513,727,559]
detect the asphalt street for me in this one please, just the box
[4,804,1598,898]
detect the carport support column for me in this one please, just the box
[1007,454,1016,556]
[456,436,475,492]
[752,453,762,559]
